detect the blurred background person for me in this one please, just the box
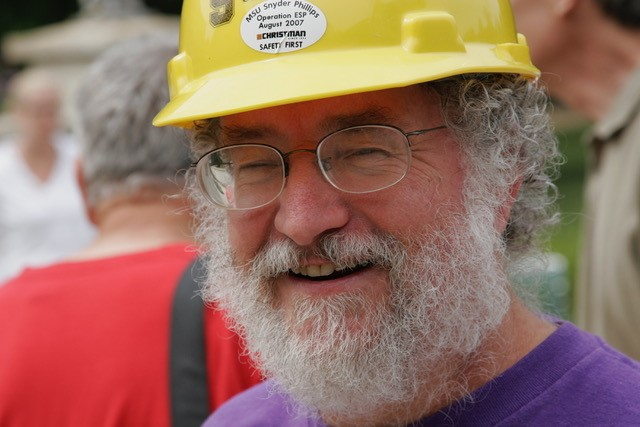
[511,0,640,359]
[0,68,96,284]
[0,34,260,427]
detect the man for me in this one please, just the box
[155,0,640,425]
[0,69,96,284]
[0,35,260,426]
[510,0,640,359]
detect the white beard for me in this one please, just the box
[196,196,511,425]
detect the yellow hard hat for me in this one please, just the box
[154,0,538,128]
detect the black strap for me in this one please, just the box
[170,257,210,427]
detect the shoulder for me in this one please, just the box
[204,381,324,427]
[563,321,640,377]
[0,267,56,318]
[434,321,640,426]
[567,329,640,403]
[508,321,640,424]
[537,320,640,388]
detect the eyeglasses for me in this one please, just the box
[193,124,447,210]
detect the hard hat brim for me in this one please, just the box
[153,45,538,128]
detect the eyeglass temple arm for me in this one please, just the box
[404,125,447,138]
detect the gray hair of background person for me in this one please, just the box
[73,34,191,209]
[594,0,640,27]
[190,73,561,263]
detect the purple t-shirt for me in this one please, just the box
[205,321,640,426]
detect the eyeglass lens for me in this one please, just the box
[196,125,413,210]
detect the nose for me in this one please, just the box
[274,154,349,247]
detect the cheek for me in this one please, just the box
[386,157,466,232]
[227,209,274,262]
[364,172,465,239]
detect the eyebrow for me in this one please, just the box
[219,107,397,145]
[317,107,396,131]
[219,125,275,145]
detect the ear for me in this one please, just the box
[495,178,522,234]
[75,159,98,226]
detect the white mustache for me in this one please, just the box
[249,231,407,280]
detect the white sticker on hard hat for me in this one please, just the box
[241,0,327,54]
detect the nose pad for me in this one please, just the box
[281,149,331,196]
[282,148,318,178]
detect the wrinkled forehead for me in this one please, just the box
[218,85,441,137]
[190,85,443,154]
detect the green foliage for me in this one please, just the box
[549,124,589,319]
[0,0,78,37]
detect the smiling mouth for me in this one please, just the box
[289,263,371,282]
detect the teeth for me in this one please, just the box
[296,263,336,278]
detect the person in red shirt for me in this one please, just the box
[0,34,261,427]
